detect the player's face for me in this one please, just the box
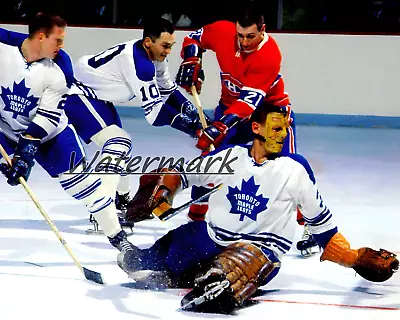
[146,32,176,62]
[257,112,288,153]
[236,23,265,51]
[39,26,66,59]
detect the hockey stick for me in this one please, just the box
[153,183,222,221]
[0,144,105,284]
[190,86,215,152]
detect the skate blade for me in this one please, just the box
[85,228,104,235]
[85,227,133,236]
[300,247,321,258]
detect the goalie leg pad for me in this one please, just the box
[181,242,280,313]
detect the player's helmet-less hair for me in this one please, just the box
[142,18,175,42]
[250,103,286,125]
[28,12,67,39]
[236,3,265,31]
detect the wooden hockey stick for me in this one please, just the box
[190,86,215,152]
[153,183,223,221]
[0,144,105,284]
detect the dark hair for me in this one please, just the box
[250,103,287,126]
[28,12,66,39]
[236,3,265,31]
[142,17,175,42]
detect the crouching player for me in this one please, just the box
[118,103,398,313]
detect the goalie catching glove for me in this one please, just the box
[180,242,280,314]
[125,169,181,223]
[320,232,399,282]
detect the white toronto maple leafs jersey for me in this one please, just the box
[0,28,73,143]
[179,145,337,259]
[69,39,177,124]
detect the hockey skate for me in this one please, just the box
[180,268,234,314]
[296,224,320,258]
[109,229,136,252]
[115,192,137,228]
[86,192,135,235]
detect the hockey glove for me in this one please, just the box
[196,114,240,151]
[126,168,181,222]
[0,135,40,186]
[320,232,399,282]
[176,44,205,94]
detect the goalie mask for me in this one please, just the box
[254,111,289,153]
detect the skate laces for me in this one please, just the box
[302,224,312,240]
[119,239,135,253]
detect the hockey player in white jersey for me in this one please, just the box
[63,17,204,230]
[0,13,136,252]
[117,102,398,313]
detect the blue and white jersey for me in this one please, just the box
[69,39,177,124]
[0,28,73,143]
[179,145,337,259]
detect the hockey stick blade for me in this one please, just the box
[157,184,222,221]
[83,267,105,284]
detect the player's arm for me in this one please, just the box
[196,63,278,152]
[0,82,67,186]
[26,80,67,140]
[153,60,178,103]
[3,80,68,185]
[176,21,227,94]
[0,52,74,186]
[292,154,398,282]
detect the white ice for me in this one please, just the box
[0,117,399,320]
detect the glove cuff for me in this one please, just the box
[15,135,41,165]
[183,44,203,60]
[320,232,358,267]
[220,114,241,129]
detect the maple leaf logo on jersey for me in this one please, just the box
[0,80,39,119]
[226,176,269,221]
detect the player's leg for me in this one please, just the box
[64,94,134,229]
[118,220,223,286]
[35,125,135,251]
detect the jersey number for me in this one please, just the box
[140,84,160,101]
[88,44,126,68]
[239,90,264,107]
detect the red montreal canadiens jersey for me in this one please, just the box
[182,21,289,118]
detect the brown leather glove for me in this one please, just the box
[125,169,181,222]
[352,248,398,282]
[320,232,399,282]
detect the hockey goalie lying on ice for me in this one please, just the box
[118,102,398,314]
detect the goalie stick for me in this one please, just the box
[0,144,105,285]
[154,183,222,221]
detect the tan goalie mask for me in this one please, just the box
[260,112,289,153]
